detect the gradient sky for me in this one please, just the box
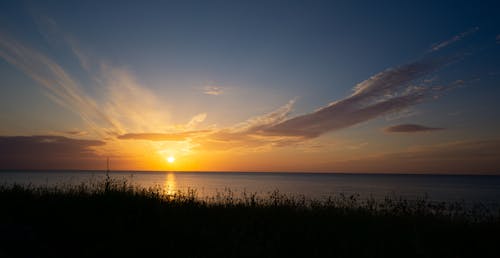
[1,0,499,173]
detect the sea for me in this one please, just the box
[1,170,500,206]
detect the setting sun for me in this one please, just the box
[167,156,175,163]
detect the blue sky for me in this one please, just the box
[1,0,499,172]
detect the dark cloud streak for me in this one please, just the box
[384,124,444,133]
[0,135,105,169]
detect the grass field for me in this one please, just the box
[1,178,499,258]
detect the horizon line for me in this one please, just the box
[0,169,499,176]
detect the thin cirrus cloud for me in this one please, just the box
[1,19,473,152]
[0,29,173,137]
[203,86,224,96]
[192,56,455,147]
[117,57,453,149]
[118,130,212,141]
[255,58,452,139]
[0,32,121,136]
[63,130,88,136]
[115,99,299,150]
[429,27,479,52]
[384,124,444,133]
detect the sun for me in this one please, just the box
[167,156,175,163]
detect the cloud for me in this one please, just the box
[63,130,88,136]
[256,58,450,138]
[0,32,122,136]
[384,108,419,121]
[47,130,88,136]
[186,113,207,129]
[174,99,299,150]
[203,86,224,95]
[430,27,479,52]
[117,130,211,141]
[0,30,170,138]
[116,56,455,151]
[0,18,467,154]
[384,124,444,133]
[497,34,500,44]
[177,57,453,149]
[0,135,105,169]
[232,99,296,133]
[34,15,93,71]
[347,142,368,150]
[99,64,170,133]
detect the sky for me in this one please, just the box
[1,0,499,173]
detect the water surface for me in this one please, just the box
[1,171,499,206]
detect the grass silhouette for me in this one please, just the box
[0,177,499,257]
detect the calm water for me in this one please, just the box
[1,171,500,205]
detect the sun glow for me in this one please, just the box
[167,156,175,163]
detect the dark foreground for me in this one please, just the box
[1,180,499,258]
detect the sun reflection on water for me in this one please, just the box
[164,172,177,196]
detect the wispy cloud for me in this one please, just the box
[47,130,89,137]
[430,27,479,52]
[186,113,207,129]
[232,99,296,133]
[384,124,444,133]
[384,108,419,121]
[0,17,469,155]
[203,86,224,96]
[347,141,368,150]
[116,100,299,150]
[118,130,211,141]
[122,56,452,148]
[257,58,451,138]
[118,57,457,151]
[98,64,170,134]
[34,15,93,71]
[186,56,456,148]
[63,130,88,136]
[0,32,122,136]
[0,30,172,138]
